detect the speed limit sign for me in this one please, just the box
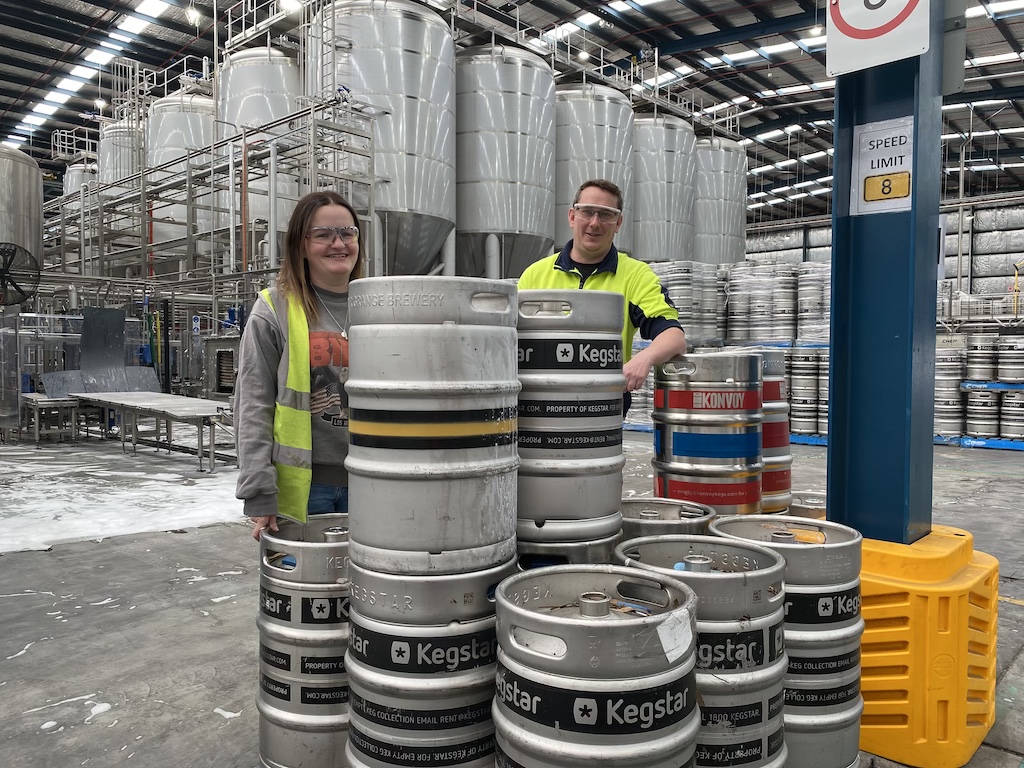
[827,0,930,76]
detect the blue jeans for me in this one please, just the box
[308,483,349,515]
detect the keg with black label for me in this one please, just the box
[620,496,716,540]
[345,611,498,768]
[998,337,1024,383]
[709,516,863,768]
[615,535,788,768]
[494,565,700,768]
[759,349,792,513]
[1001,391,1024,438]
[966,335,998,381]
[346,277,520,575]
[652,353,764,515]
[258,516,351,768]
[517,290,627,543]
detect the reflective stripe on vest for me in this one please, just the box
[260,288,313,523]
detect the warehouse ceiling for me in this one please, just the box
[1,0,1023,223]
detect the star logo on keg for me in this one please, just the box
[311,599,331,619]
[573,697,598,725]
[556,343,575,363]
[391,641,411,665]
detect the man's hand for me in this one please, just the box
[623,355,654,392]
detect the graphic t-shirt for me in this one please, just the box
[310,287,349,486]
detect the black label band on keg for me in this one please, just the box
[518,339,623,370]
[785,679,861,707]
[349,621,497,673]
[768,688,785,721]
[785,586,861,625]
[349,406,517,450]
[518,398,623,418]
[301,685,350,705]
[260,673,291,701]
[301,655,346,674]
[696,725,784,767]
[788,648,860,676]
[701,701,763,728]
[300,596,350,624]
[260,586,291,621]
[349,726,495,767]
[518,428,622,450]
[767,725,785,758]
[495,662,696,734]
[351,689,492,730]
[260,643,291,671]
[697,621,785,671]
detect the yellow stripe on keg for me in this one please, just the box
[348,418,517,438]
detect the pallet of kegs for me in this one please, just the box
[788,349,819,435]
[997,337,1024,383]
[493,565,701,768]
[965,390,1000,438]
[966,335,998,381]
[759,349,792,513]
[1001,391,1024,438]
[709,516,864,768]
[258,515,351,768]
[816,350,830,438]
[345,277,522,768]
[652,352,763,515]
[616,535,788,768]
[516,289,626,567]
[934,346,965,436]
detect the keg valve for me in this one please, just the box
[579,591,612,617]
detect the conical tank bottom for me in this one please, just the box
[455,232,555,279]
[379,210,454,276]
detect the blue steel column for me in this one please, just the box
[826,2,943,544]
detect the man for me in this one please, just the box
[517,178,687,406]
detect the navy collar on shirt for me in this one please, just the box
[553,240,619,275]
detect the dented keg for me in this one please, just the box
[620,496,716,540]
[652,353,764,515]
[258,516,351,768]
[759,350,792,513]
[517,290,626,542]
[494,565,700,768]
[615,535,788,768]
[345,612,498,768]
[346,277,520,574]
[709,516,864,768]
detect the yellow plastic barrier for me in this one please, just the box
[859,525,998,768]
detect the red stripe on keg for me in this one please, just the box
[762,469,792,494]
[762,421,790,449]
[764,381,784,402]
[659,478,762,506]
[655,389,762,410]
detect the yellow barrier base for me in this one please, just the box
[859,525,999,768]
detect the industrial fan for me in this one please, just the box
[0,242,40,306]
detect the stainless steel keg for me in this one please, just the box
[620,496,716,540]
[345,611,497,768]
[516,532,621,569]
[516,290,627,543]
[494,565,700,768]
[788,491,827,520]
[966,335,998,381]
[615,535,788,768]
[346,277,520,574]
[997,337,1024,383]
[709,516,864,768]
[1001,391,1024,438]
[759,350,792,513]
[966,390,1000,438]
[652,353,764,515]
[258,516,351,768]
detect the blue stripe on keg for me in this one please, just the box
[671,431,761,459]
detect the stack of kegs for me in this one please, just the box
[257,516,351,768]
[746,265,775,343]
[796,263,831,344]
[965,390,1000,438]
[620,496,716,539]
[344,277,521,767]
[624,339,655,428]
[651,262,695,340]
[934,346,966,436]
[997,337,1024,383]
[517,290,626,567]
[710,516,864,768]
[759,350,793,513]
[493,565,701,767]
[817,350,830,437]
[616,535,789,768]
[726,264,751,344]
[789,350,819,435]
[966,335,999,381]
[771,266,799,342]
[652,352,763,515]
[1001,391,1024,438]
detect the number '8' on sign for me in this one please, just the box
[864,171,910,202]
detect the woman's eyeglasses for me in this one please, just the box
[572,204,621,223]
[307,226,359,244]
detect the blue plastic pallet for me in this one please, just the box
[959,436,1024,451]
[961,381,1024,391]
[623,423,654,433]
[791,434,828,446]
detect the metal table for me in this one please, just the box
[21,393,79,448]
[70,392,230,472]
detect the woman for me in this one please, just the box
[235,190,363,540]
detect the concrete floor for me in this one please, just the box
[1,431,1022,768]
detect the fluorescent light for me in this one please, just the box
[15,124,38,132]
[970,98,1009,107]
[766,198,786,206]
[31,103,58,115]
[800,34,827,48]
[577,12,599,25]
[761,42,798,55]
[809,187,831,195]
[70,65,99,79]
[819,174,834,181]
[750,165,775,174]
[788,192,809,200]
[85,49,116,65]
[109,32,132,43]
[749,191,769,199]
[784,124,803,134]
[609,1,630,9]
[135,0,169,18]
[116,16,150,34]
[732,95,749,104]
[5,134,27,143]
[811,80,835,89]
[794,180,818,188]
[773,186,793,194]
[703,56,724,66]
[965,4,988,16]
[2,141,24,149]
[987,0,1024,15]
[738,138,754,146]
[775,159,799,168]
[100,40,125,51]
[970,164,1001,171]
[674,65,694,76]
[724,49,761,62]
[23,115,48,126]
[44,90,72,104]
[967,52,1021,66]
[942,103,970,111]
[800,150,828,161]
[748,202,767,209]
[776,84,812,95]
[756,128,785,140]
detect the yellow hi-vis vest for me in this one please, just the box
[260,288,313,523]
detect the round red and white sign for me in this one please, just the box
[829,0,923,41]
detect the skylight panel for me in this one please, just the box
[577,12,600,25]
[609,1,631,10]
[800,34,827,49]
[756,129,785,140]
[70,65,99,79]
[117,16,150,35]
[777,84,812,95]
[23,115,48,126]
[761,42,798,56]
[44,91,72,104]
[31,103,58,115]
[724,49,761,63]
[135,0,169,18]
[85,49,116,65]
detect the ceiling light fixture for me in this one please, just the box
[95,98,108,109]
[281,0,303,12]
[186,0,202,26]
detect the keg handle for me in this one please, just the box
[470,291,513,315]
[518,299,573,319]
[659,358,696,376]
[507,625,569,659]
